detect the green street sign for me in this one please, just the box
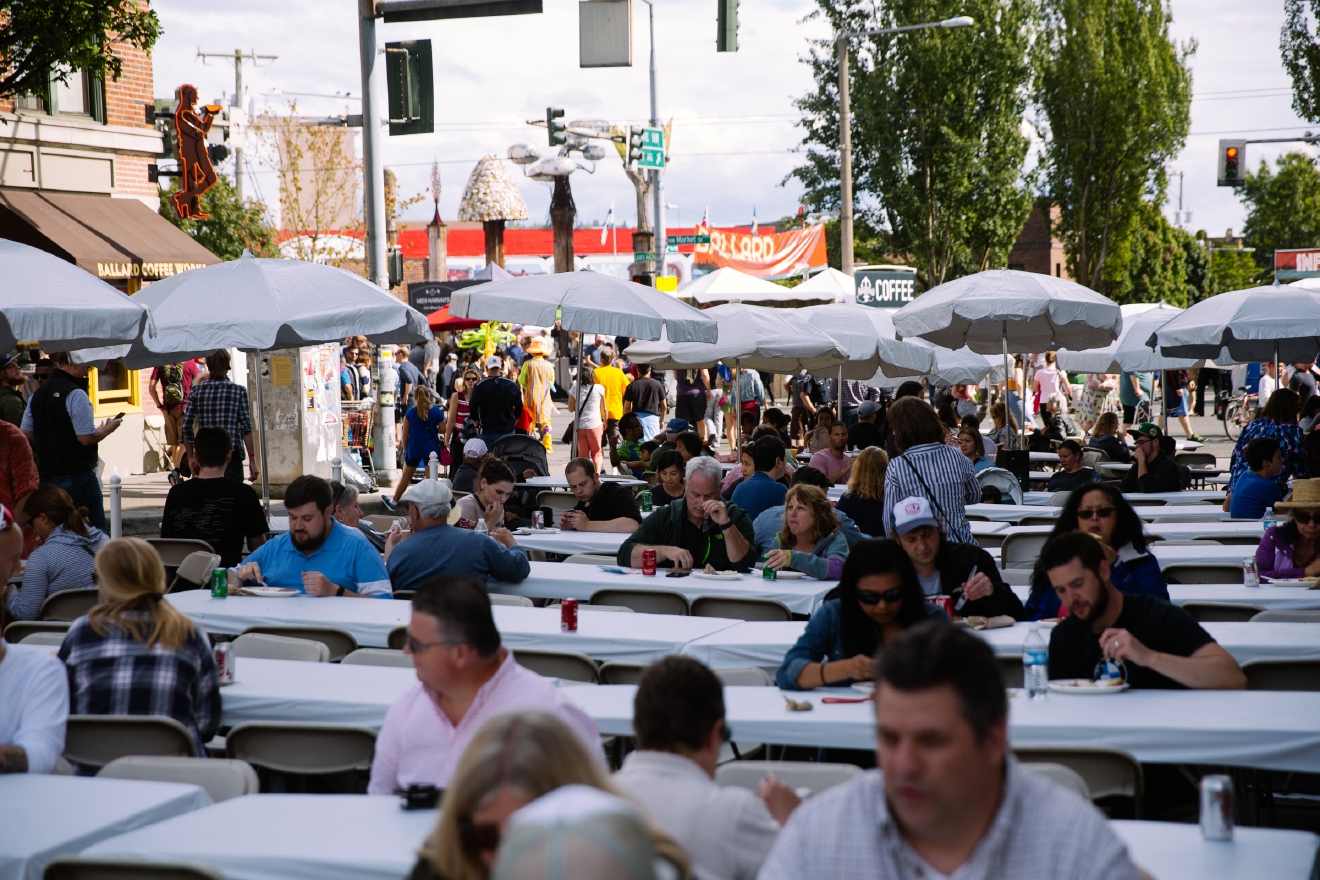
[633,251,655,262]
[638,126,665,169]
[666,234,711,245]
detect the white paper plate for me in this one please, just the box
[852,681,875,695]
[1047,679,1129,695]
[1262,578,1319,588]
[242,587,300,598]
[693,571,742,580]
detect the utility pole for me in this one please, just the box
[357,0,388,292]
[643,0,665,280]
[196,48,276,201]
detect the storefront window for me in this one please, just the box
[89,359,141,417]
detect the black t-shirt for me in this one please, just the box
[467,376,523,433]
[623,377,666,416]
[1290,369,1317,407]
[835,492,885,537]
[1046,467,1100,493]
[161,477,269,568]
[650,484,683,507]
[575,480,642,523]
[848,421,883,451]
[1048,593,1214,689]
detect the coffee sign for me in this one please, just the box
[855,266,918,309]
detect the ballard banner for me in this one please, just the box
[690,223,828,279]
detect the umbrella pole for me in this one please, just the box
[251,349,271,513]
[1001,324,1010,446]
[1275,343,1280,405]
[734,360,742,452]
[572,334,583,459]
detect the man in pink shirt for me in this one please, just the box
[367,576,603,794]
[808,422,853,484]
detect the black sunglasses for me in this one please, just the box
[1076,507,1116,520]
[858,586,905,606]
[458,816,501,854]
[1292,511,1319,525]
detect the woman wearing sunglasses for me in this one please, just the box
[1256,478,1320,581]
[408,711,690,880]
[1023,483,1168,620]
[775,539,940,690]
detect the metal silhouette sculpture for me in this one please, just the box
[172,84,220,219]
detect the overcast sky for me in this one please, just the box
[152,0,1311,238]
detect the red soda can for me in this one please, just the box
[561,598,579,632]
[925,595,954,619]
[533,510,545,530]
[642,549,657,576]
[214,641,236,685]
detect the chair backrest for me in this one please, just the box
[537,491,578,513]
[43,856,227,880]
[1048,491,1072,507]
[714,666,775,687]
[715,761,862,798]
[231,632,330,662]
[564,554,621,566]
[1127,498,1168,506]
[1017,515,1060,527]
[997,655,1024,688]
[341,648,415,667]
[1082,446,1110,463]
[20,632,68,646]
[98,756,259,802]
[225,722,377,774]
[1175,451,1218,468]
[1146,515,1222,524]
[489,593,534,607]
[1242,659,1320,691]
[169,551,221,592]
[1162,564,1244,585]
[598,661,646,684]
[965,513,990,522]
[1079,450,1101,469]
[590,588,689,615]
[576,604,634,613]
[240,625,358,661]
[1012,745,1143,808]
[1017,762,1091,800]
[690,596,792,622]
[512,648,600,683]
[39,588,100,622]
[1251,610,1320,623]
[999,533,1050,569]
[145,538,216,567]
[64,715,197,769]
[388,626,407,650]
[1192,535,1263,545]
[4,620,70,644]
[1180,602,1265,623]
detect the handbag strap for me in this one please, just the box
[898,449,948,528]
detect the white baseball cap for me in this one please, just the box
[891,496,939,535]
[485,355,503,370]
[463,438,488,458]
[400,478,453,507]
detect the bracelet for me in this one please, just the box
[819,662,827,686]
[336,585,346,597]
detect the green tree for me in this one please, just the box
[1281,0,1320,123]
[1106,201,1201,306]
[1240,151,1320,276]
[789,0,1036,289]
[159,176,279,261]
[1205,246,1261,294]
[0,1,160,101]
[1034,0,1193,292]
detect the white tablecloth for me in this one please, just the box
[0,776,212,880]
[564,686,1320,772]
[1110,820,1319,880]
[1008,582,1320,611]
[970,504,1242,524]
[518,475,645,488]
[168,591,412,648]
[999,542,1263,585]
[83,794,435,880]
[494,561,836,615]
[221,658,414,730]
[999,522,1264,542]
[682,621,806,670]
[512,530,626,556]
[1023,490,1226,506]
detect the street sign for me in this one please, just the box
[639,126,665,168]
[855,265,918,309]
[633,251,655,262]
[666,234,711,245]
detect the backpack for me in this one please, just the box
[161,364,185,406]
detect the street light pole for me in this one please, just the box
[836,16,974,276]
[642,0,665,281]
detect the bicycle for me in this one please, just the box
[1221,386,1256,441]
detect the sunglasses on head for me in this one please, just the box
[1077,507,1116,520]
[458,817,502,854]
[1292,511,1320,525]
[858,586,905,606]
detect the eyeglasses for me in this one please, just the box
[1076,507,1116,520]
[404,633,454,653]
[858,586,905,606]
[1292,511,1320,525]
[458,816,502,854]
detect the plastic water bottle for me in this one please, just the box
[475,518,488,536]
[1263,506,1276,533]
[1023,627,1049,699]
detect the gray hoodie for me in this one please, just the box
[6,524,108,621]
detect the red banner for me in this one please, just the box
[1276,248,1320,281]
[693,223,829,279]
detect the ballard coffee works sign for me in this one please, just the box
[97,261,211,281]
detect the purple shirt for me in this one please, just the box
[809,448,849,483]
[1255,524,1315,581]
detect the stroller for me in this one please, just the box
[491,434,551,523]
[976,467,1024,506]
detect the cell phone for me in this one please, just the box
[665,570,690,578]
[112,412,126,420]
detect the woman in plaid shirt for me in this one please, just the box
[58,538,221,756]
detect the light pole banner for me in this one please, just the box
[690,222,828,279]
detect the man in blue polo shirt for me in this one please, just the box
[731,436,788,520]
[231,474,391,597]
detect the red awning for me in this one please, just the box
[428,304,485,332]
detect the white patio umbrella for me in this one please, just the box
[0,239,148,351]
[797,303,936,379]
[892,269,1122,446]
[683,267,835,307]
[870,340,1006,388]
[795,268,856,303]
[111,251,431,509]
[1057,303,1199,373]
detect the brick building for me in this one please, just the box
[1007,203,1070,280]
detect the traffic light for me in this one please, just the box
[207,143,230,164]
[1218,139,1247,188]
[717,0,738,52]
[388,248,404,288]
[547,108,567,146]
[386,40,435,136]
[627,125,644,165]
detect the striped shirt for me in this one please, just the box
[181,378,253,454]
[838,380,877,409]
[5,525,107,620]
[759,762,1139,880]
[882,441,980,544]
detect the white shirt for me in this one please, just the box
[613,751,779,880]
[570,382,606,430]
[0,644,69,774]
[1258,373,1276,408]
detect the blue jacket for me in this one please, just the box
[1025,542,1169,620]
[768,531,850,580]
[753,506,867,554]
[730,472,788,522]
[387,523,531,592]
[776,599,946,690]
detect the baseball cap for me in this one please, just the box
[666,418,691,434]
[0,353,17,370]
[400,478,453,507]
[463,438,488,458]
[447,353,458,361]
[485,355,503,370]
[892,496,939,535]
[1126,422,1164,440]
[857,400,880,418]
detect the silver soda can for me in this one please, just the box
[1242,557,1260,587]
[533,510,545,530]
[214,641,236,685]
[1199,774,1234,840]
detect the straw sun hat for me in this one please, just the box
[1276,479,1320,510]
[525,337,550,357]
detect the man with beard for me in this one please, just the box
[1040,531,1244,690]
[231,475,391,597]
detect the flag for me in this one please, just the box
[751,206,758,236]
[700,205,709,230]
[601,202,614,245]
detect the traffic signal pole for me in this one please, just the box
[644,0,665,281]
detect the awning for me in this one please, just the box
[0,190,219,282]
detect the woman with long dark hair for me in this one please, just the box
[1024,482,1168,619]
[775,539,943,690]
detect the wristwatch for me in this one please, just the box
[336,585,346,597]
[719,521,737,530]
